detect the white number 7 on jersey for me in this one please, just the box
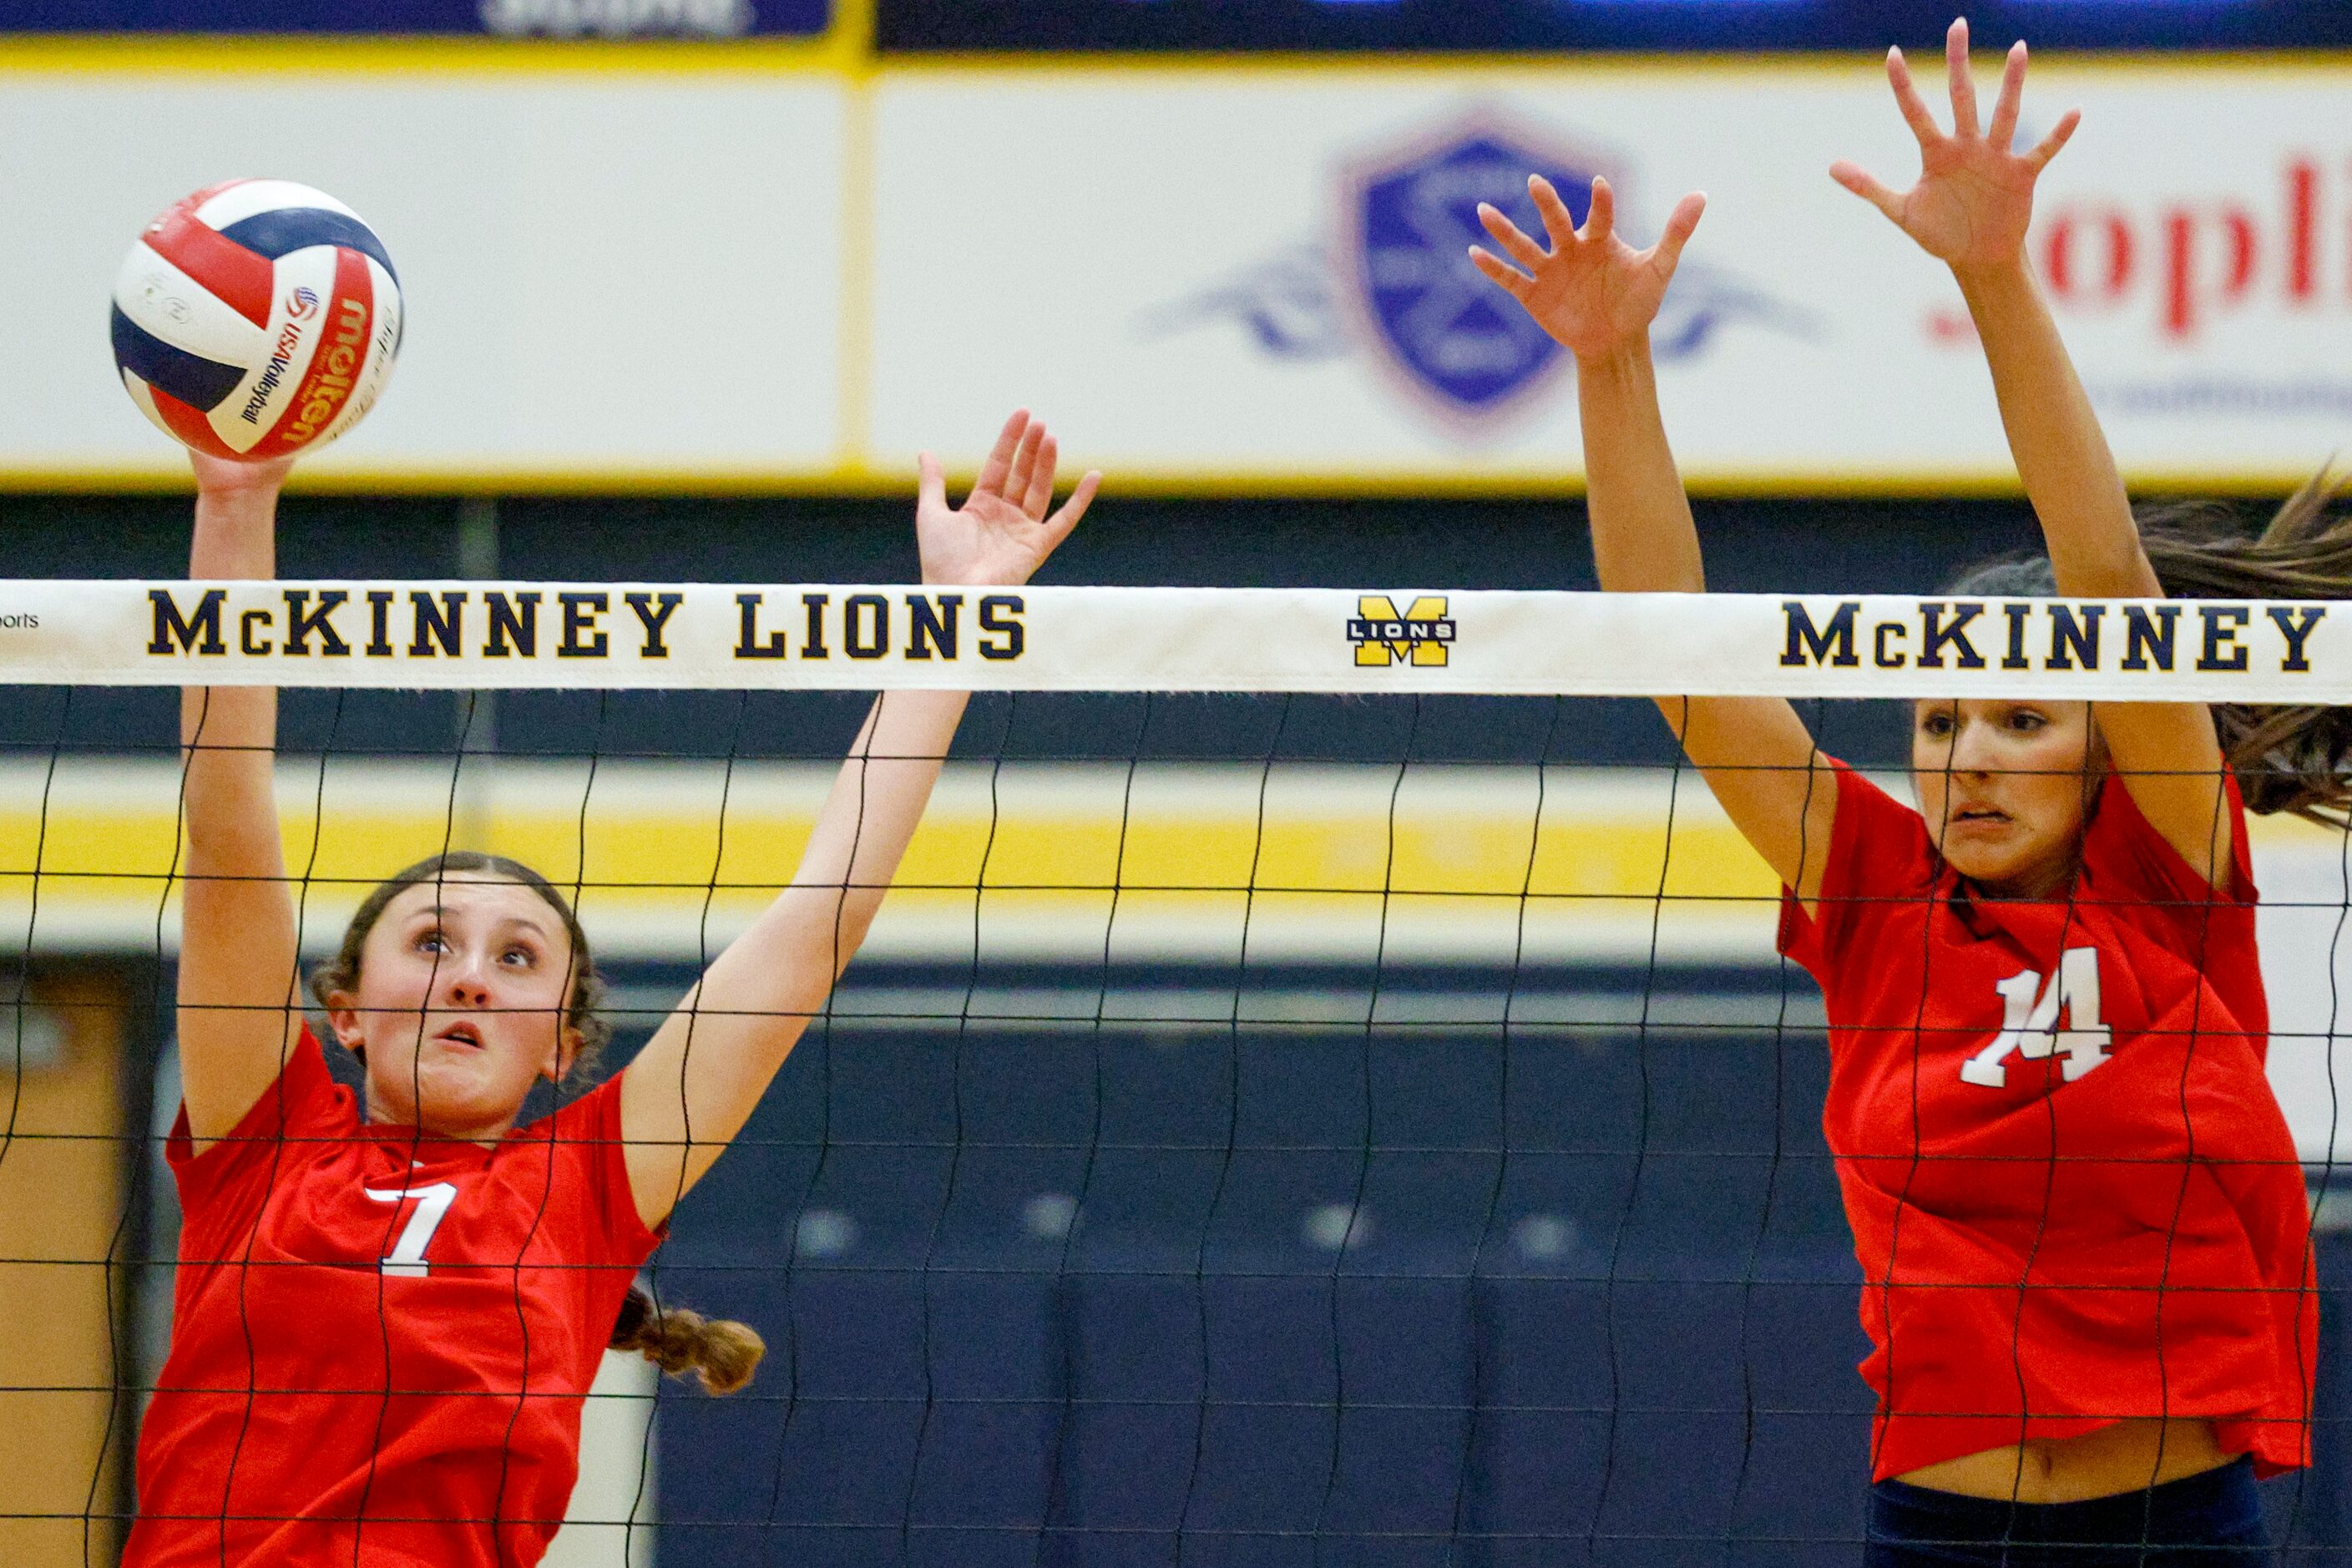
[363,1182,458,1277]
[1960,949,2112,1089]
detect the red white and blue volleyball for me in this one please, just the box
[111,180,402,460]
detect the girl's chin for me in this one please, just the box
[377,1065,529,1129]
[1940,838,2021,877]
[1946,850,2066,892]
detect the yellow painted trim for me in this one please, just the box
[868,48,2352,80]
[0,770,1782,913]
[832,0,877,68]
[0,462,892,498]
[5,37,2348,79]
[0,33,856,74]
[873,49,1863,79]
[6,762,2340,964]
[0,463,2325,501]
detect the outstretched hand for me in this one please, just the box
[915,411,1100,589]
[1468,175,1706,362]
[1831,18,2080,272]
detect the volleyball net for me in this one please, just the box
[4,580,2351,1564]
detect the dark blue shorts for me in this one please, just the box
[1865,1456,2269,1566]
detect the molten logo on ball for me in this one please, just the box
[283,297,373,445]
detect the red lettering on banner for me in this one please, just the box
[1962,154,2351,345]
[2043,204,2135,307]
[2289,158,2319,301]
[2162,204,2260,338]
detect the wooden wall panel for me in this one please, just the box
[0,973,129,1568]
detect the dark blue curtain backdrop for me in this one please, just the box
[628,957,2352,1566]
[635,959,1870,1568]
[1,0,828,34]
[13,2,2352,50]
[875,0,2352,55]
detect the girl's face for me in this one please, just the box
[1910,698,2102,898]
[326,875,581,1141]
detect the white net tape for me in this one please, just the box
[0,581,2338,699]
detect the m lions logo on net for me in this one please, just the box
[1141,105,1814,440]
[1348,594,1455,668]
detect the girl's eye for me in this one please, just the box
[415,932,446,953]
[2011,711,2046,731]
[502,947,534,968]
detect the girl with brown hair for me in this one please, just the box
[1471,20,2325,1565]
[124,412,1098,1568]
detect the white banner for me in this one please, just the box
[3,60,2350,486]
[872,64,2352,488]
[1,580,2343,700]
[0,68,845,483]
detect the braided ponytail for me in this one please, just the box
[1949,466,2352,826]
[609,1282,764,1395]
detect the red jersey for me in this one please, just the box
[1778,762,2316,1482]
[127,1029,662,1568]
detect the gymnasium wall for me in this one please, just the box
[0,48,2349,492]
[8,18,2352,1567]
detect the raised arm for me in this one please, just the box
[1472,177,1839,903]
[1834,19,2231,886]
[620,412,1100,1228]
[176,454,306,1150]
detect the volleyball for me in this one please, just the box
[110,179,402,461]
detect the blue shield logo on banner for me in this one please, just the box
[1342,113,1610,431]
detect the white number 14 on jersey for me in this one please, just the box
[1960,948,2112,1089]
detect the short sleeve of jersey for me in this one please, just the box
[166,1025,355,1252]
[1777,760,1939,983]
[547,1071,665,1267]
[2080,771,2258,929]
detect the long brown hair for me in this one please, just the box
[1948,468,2352,826]
[311,850,765,1395]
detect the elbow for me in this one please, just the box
[820,906,884,980]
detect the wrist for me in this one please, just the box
[190,452,296,508]
[1574,338,1657,385]
[1950,252,2037,303]
[194,487,281,532]
[195,484,280,513]
[921,568,1029,589]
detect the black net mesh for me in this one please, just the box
[1,683,2346,1565]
